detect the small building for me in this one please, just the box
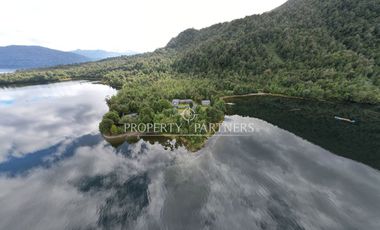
[126,113,138,118]
[201,100,211,106]
[172,99,193,108]
[172,99,180,107]
[122,112,138,118]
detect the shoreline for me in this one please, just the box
[0,77,103,87]
[220,92,343,104]
[102,132,141,140]
[101,94,317,142]
[221,92,306,100]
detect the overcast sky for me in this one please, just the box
[0,0,287,52]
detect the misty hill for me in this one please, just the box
[0,45,90,69]
[72,49,138,61]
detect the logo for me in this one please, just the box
[181,108,197,123]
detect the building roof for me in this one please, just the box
[201,100,211,105]
[172,99,193,104]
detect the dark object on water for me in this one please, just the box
[334,116,356,123]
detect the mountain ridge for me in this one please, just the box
[0,45,90,69]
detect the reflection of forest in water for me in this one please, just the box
[108,135,205,152]
[226,96,380,170]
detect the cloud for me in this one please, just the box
[0,0,287,52]
[0,115,380,230]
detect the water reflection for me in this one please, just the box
[0,134,103,176]
[0,82,380,230]
[0,69,16,74]
[226,96,380,170]
[0,81,116,163]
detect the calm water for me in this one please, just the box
[225,96,380,170]
[0,81,379,229]
[0,69,16,74]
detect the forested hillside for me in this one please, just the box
[1,0,379,103]
[170,0,380,102]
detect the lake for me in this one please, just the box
[0,81,379,229]
[0,69,16,74]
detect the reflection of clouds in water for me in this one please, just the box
[0,139,179,230]
[0,142,115,230]
[0,115,380,229]
[0,81,115,162]
[134,116,380,230]
[193,116,380,229]
[0,81,94,105]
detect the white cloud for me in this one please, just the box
[0,0,287,52]
[0,81,116,161]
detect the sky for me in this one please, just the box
[0,0,287,52]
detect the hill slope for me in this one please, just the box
[171,0,379,69]
[1,0,379,103]
[169,0,379,102]
[0,45,90,69]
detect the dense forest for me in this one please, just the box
[100,74,226,150]
[169,0,380,103]
[1,0,379,103]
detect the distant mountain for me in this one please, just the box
[72,49,138,61]
[0,45,90,69]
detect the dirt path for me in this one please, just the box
[221,92,305,100]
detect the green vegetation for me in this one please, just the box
[0,51,174,86]
[100,75,226,150]
[1,0,379,103]
[0,0,379,148]
[170,0,380,103]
